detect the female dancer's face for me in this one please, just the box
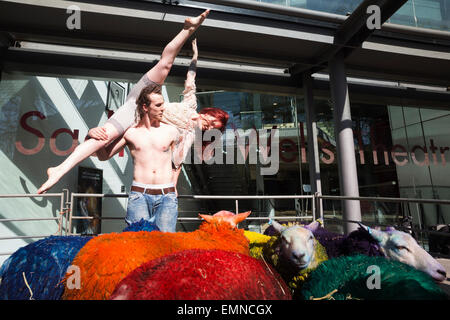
[200,114,222,131]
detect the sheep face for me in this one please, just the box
[363,226,447,282]
[272,220,317,269]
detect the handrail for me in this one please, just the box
[67,192,315,234]
[0,191,67,255]
[1,190,449,258]
[0,192,67,241]
[318,194,450,205]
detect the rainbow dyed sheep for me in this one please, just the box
[62,211,252,300]
[110,249,291,300]
[300,255,448,300]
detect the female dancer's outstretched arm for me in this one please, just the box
[37,9,210,194]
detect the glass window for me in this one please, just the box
[256,0,450,31]
[391,0,450,31]
[182,90,309,232]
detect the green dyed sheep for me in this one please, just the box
[301,255,448,300]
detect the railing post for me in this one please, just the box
[58,191,65,236]
[315,192,324,226]
[68,192,75,235]
[311,192,316,221]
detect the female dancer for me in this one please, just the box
[37,10,210,194]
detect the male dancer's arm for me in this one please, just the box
[96,133,128,161]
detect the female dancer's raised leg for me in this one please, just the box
[37,9,210,194]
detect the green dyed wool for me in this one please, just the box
[301,255,448,300]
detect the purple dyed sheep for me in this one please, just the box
[311,221,447,282]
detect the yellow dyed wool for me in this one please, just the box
[244,231,273,258]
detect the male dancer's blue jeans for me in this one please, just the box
[126,190,178,232]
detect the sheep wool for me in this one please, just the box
[122,219,159,232]
[110,249,292,300]
[313,227,385,258]
[62,217,250,300]
[244,230,272,258]
[301,255,448,300]
[0,235,93,300]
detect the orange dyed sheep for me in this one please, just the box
[62,210,251,300]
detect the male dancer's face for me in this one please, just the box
[145,93,165,122]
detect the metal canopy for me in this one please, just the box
[0,0,449,86]
[289,0,409,76]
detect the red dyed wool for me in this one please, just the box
[62,212,251,300]
[110,249,292,300]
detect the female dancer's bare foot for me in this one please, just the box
[184,9,210,32]
[37,167,61,194]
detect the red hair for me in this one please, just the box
[198,107,229,132]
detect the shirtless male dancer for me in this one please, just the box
[102,87,180,231]
[96,39,228,232]
[37,9,210,194]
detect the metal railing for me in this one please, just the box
[0,190,68,256]
[1,191,449,258]
[66,193,316,235]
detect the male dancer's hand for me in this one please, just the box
[88,126,109,140]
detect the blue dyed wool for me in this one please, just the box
[0,221,157,300]
[122,219,159,232]
[0,235,92,300]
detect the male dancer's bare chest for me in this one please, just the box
[127,127,173,154]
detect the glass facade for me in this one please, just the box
[258,0,450,31]
[1,68,450,261]
[0,73,132,263]
[389,106,450,228]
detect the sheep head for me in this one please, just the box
[359,224,447,282]
[199,210,251,228]
[271,220,320,270]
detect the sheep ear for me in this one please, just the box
[271,220,286,234]
[305,220,321,232]
[386,226,396,232]
[367,227,388,244]
[232,211,251,225]
[199,214,213,223]
[357,222,369,232]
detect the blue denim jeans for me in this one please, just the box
[126,191,178,232]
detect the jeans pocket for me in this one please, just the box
[166,192,178,203]
[128,191,143,201]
